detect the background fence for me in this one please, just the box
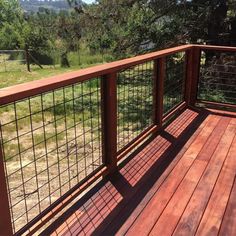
[198,49,236,105]
[0,50,28,73]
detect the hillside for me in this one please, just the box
[19,0,83,12]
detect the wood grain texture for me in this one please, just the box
[149,117,230,236]
[219,177,236,236]
[0,45,192,105]
[196,133,236,236]
[125,115,220,236]
[173,119,236,236]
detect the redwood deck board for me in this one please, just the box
[219,176,236,236]
[148,117,231,236]
[196,134,236,236]
[42,108,236,236]
[125,115,220,236]
[172,119,236,236]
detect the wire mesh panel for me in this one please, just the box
[0,50,27,73]
[164,52,186,114]
[198,50,236,105]
[117,61,154,151]
[0,78,103,233]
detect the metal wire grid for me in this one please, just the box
[198,51,236,105]
[164,52,186,114]
[117,61,154,151]
[0,51,27,73]
[0,78,103,233]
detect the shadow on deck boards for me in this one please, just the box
[41,108,210,236]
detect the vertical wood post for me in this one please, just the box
[25,46,31,72]
[101,73,118,174]
[3,55,7,72]
[186,47,201,107]
[0,144,13,235]
[153,57,165,131]
[185,48,193,106]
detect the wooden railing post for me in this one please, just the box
[25,46,31,72]
[154,57,165,131]
[185,46,201,107]
[101,73,118,174]
[0,144,13,236]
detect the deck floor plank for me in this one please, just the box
[148,117,231,236]
[115,109,207,235]
[41,109,236,236]
[172,118,236,236]
[125,115,220,236]
[219,176,236,236]
[196,133,236,236]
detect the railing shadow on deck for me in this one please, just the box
[41,108,209,236]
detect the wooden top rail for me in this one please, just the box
[1,44,236,106]
[195,44,236,52]
[0,45,192,105]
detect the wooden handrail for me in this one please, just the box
[0,45,192,105]
[194,44,236,52]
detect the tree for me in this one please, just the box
[0,0,25,49]
[75,0,236,58]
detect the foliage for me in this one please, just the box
[0,0,25,49]
[1,0,236,65]
[78,0,236,57]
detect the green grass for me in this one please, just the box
[0,48,114,89]
[0,65,99,89]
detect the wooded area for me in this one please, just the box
[0,0,236,66]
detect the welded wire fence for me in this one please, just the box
[164,52,186,114]
[198,50,236,105]
[0,78,103,233]
[117,61,154,151]
[0,45,193,235]
[0,51,28,72]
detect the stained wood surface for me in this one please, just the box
[42,108,236,236]
[0,45,191,105]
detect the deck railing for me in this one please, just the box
[0,44,235,235]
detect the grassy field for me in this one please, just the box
[0,62,108,89]
[0,48,113,89]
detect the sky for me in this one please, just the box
[83,0,95,4]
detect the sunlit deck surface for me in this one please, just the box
[42,108,236,236]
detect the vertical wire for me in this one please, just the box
[81,83,88,178]
[28,98,41,215]
[96,78,102,166]
[40,94,52,206]
[52,91,62,197]
[63,87,71,190]
[13,102,29,224]
[88,80,95,172]
[72,84,80,183]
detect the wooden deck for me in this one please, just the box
[42,108,236,236]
